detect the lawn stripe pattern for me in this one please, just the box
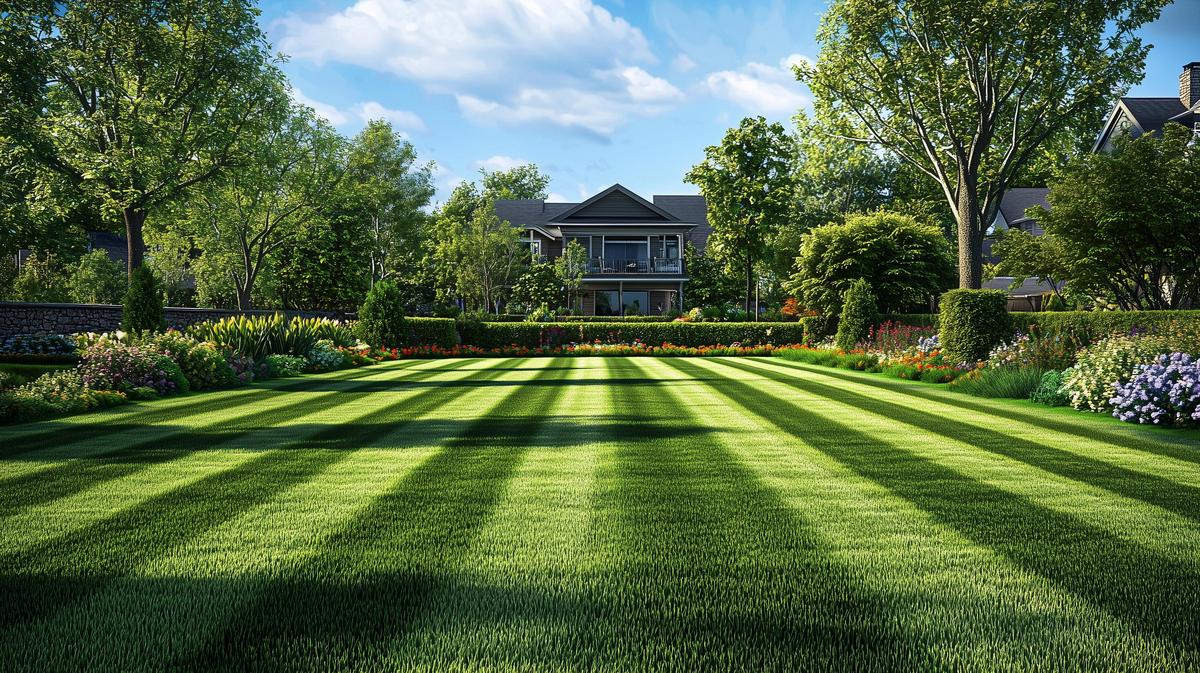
[0,356,1197,672]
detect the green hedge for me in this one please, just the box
[880,310,1200,346]
[800,315,838,345]
[469,322,805,349]
[939,289,1012,364]
[482,314,674,323]
[406,317,458,348]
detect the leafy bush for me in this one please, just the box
[1110,353,1200,427]
[985,331,1084,371]
[1030,370,1070,406]
[1062,334,1171,412]
[3,370,127,420]
[788,211,955,314]
[80,340,188,395]
[1009,310,1200,347]
[939,289,1012,364]
[776,347,881,371]
[263,354,307,378]
[69,250,126,304]
[121,265,166,334]
[835,279,878,351]
[138,330,236,390]
[470,322,806,349]
[306,340,348,371]
[800,315,838,346]
[0,334,78,356]
[11,251,71,302]
[188,313,345,360]
[356,281,407,347]
[950,366,1048,399]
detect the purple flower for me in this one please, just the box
[1110,352,1200,427]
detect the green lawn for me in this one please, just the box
[2,356,1198,672]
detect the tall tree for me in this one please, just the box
[685,116,797,316]
[802,0,1166,288]
[345,120,435,286]
[187,100,345,310]
[37,0,282,275]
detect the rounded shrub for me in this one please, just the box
[121,265,166,334]
[835,279,878,351]
[355,281,407,348]
[939,289,1012,365]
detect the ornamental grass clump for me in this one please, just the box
[1110,353,1200,427]
[1062,333,1170,412]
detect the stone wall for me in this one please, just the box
[0,302,350,337]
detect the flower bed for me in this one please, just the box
[389,342,802,359]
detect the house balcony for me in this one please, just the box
[586,257,682,275]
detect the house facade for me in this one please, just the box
[494,184,711,316]
[1093,61,1200,152]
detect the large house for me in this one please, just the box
[494,184,711,316]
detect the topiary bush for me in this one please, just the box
[356,281,407,347]
[835,279,878,351]
[939,289,1012,365]
[121,265,166,334]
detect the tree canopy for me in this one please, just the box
[802,0,1166,288]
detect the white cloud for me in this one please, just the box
[547,191,571,202]
[279,0,680,139]
[672,53,697,72]
[701,53,811,115]
[474,155,528,172]
[353,101,426,132]
[291,88,349,125]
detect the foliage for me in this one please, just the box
[345,120,435,286]
[681,242,742,310]
[1031,125,1200,310]
[803,0,1165,288]
[68,250,126,304]
[273,207,373,312]
[1063,333,1171,412]
[263,354,307,378]
[121,265,166,334]
[512,262,561,311]
[188,313,340,360]
[950,366,1050,399]
[2,369,125,422]
[79,340,187,395]
[468,322,805,349]
[1110,353,1200,427]
[800,315,838,346]
[555,240,588,312]
[33,0,284,271]
[685,116,797,313]
[835,279,878,351]
[985,331,1084,372]
[139,331,237,390]
[306,340,348,371]
[867,321,938,357]
[776,346,881,371]
[938,290,1012,364]
[0,334,77,356]
[788,211,954,314]
[991,229,1070,306]
[356,281,408,348]
[1030,370,1071,407]
[10,251,70,302]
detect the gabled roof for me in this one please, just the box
[997,188,1049,226]
[551,184,681,223]
[493,185,707,238]
[1093,97,1190,151]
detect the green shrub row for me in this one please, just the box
[877,309,1200,345]
[469,322,806,349]
[406,317,458,349]
[482,314,674,323]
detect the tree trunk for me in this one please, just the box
[955,178,983,289]
[122,207,147,279]
[745,256,754,316]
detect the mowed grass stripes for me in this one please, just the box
[1,357,1198,672]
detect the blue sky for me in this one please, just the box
[257,0,1200,206]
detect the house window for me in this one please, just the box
[520,232,543,260]
[595,291,619,316]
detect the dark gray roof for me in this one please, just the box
[494,188,707,228]
[87,231,127,267]
[998,188,1049,225]
[1121,97,1189,134]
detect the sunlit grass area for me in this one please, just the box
[1,356,1198,672]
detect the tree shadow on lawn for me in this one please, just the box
[0,359,445,458]
[0,358,529,630]
[765,358,1200,460]
[663,358,1200,655]
[177,358,579,672]
[0,359,487,515]
[718,358,1200,525]
[275,375,728,393]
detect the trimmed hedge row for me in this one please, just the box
[939,290,1012,364]
[878,310,1200,345]
[406,317,458,349]
[469,322,805,349]
[481,314,674,323]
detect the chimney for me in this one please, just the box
[1181,62,1200,108]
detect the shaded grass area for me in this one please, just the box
[0,357,1198,671]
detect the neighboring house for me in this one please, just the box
[984,187,1061,311]
[494,184,711,316]
[86,231,128,269]
[1093,61,1200,152]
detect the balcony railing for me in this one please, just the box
[587,257,682,274]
